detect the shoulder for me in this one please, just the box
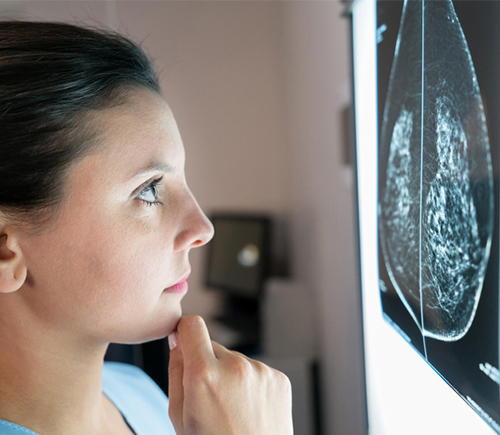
[102,361,176,435]
[103,361,165,398]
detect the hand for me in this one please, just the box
[167,315,293,435]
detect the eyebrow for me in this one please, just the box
[130,161,176,179]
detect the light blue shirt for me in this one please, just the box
[0,361,177,435]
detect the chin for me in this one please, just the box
[114,307,182,345]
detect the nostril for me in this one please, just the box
[193,225,214,248]
[173,221,213,251]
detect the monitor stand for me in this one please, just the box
[212,294,261,356]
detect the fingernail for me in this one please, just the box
[168,331,178,350]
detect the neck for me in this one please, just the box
[0,304,118,435]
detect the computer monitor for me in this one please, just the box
[205,214,271,300]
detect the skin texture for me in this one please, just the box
[0,88,214,435]
[168,315,294,435]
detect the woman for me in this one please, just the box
[0,20,293,435]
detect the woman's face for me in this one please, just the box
[11,88,214,345]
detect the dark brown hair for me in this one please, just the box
[0,20,161,234]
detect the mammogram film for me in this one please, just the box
[378,0,494,344]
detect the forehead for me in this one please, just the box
[89,88,184,175]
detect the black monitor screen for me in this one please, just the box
[206,215,270,299]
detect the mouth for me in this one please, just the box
[163,271,190,294]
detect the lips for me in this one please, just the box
[164,271,190,293]
[176,272,190,285]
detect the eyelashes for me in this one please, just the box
[137,176,165,207]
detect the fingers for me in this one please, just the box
[168,332,184,432]
[176,315,216,368]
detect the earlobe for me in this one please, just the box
[0,232,28,294]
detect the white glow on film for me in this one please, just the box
[352,0,494,433]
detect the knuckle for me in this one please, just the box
[230,354,253,376]
[253,359,272,376]
[190,359,211,378]
[277,371,292,392]
[190,361,217,387]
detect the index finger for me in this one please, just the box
[176,315,216,366]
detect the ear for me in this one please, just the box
[0,230,28,294]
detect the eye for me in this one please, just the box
[137,176,164,207]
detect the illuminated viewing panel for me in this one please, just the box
[352,0,500,433]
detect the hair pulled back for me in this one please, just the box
[0,20,161,234]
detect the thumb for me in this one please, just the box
[168,331,184,433]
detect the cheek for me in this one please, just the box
[77,228,167,314]
[27,202,178,337]
[75,223,181,342]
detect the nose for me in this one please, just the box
[173,189,215,252]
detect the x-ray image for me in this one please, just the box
[378,0,500,431]
[379,0,494,344]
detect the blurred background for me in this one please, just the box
[0,2,364,434]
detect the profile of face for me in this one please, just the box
[0,87,214,347]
